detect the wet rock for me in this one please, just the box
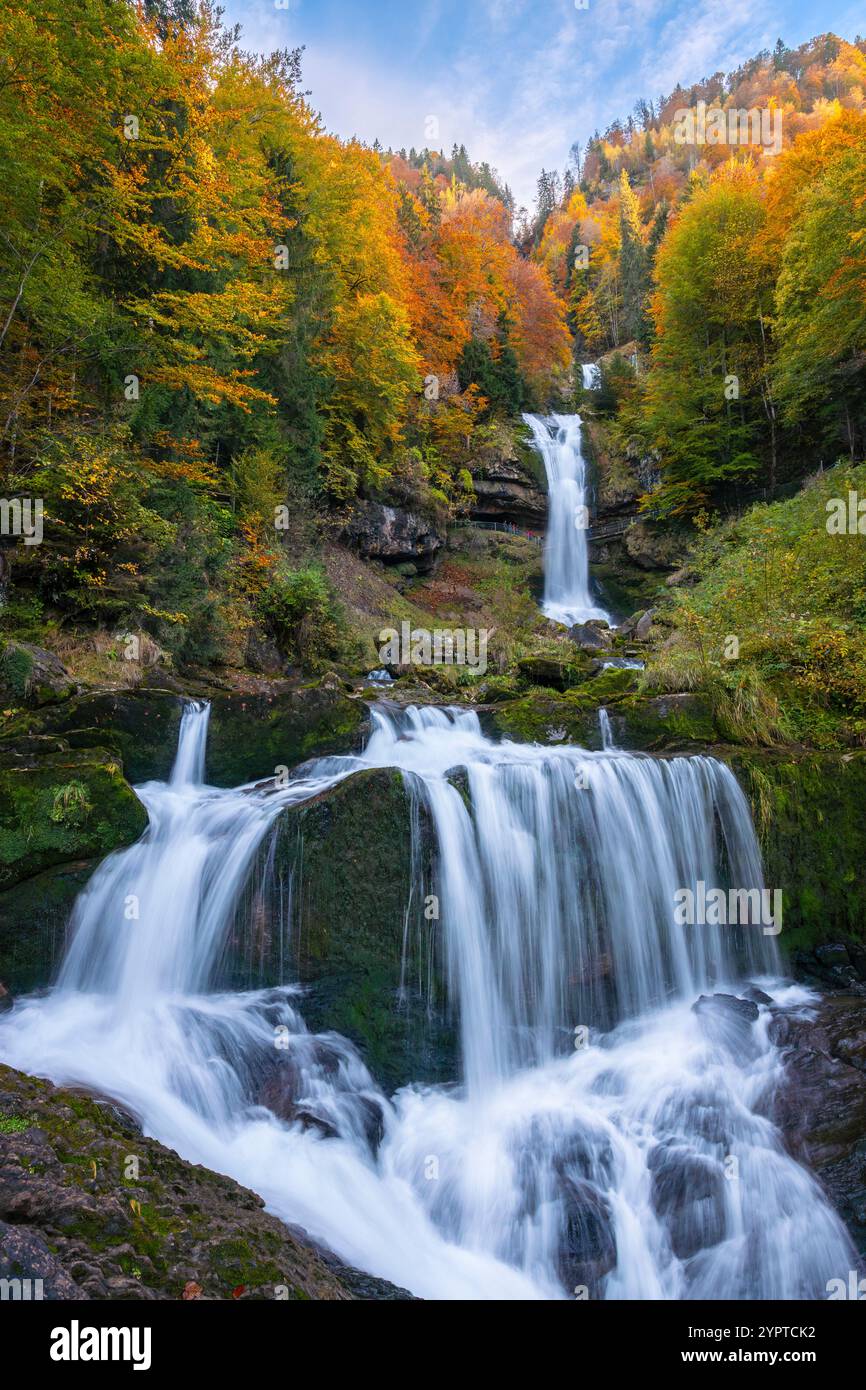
[692,993,760,1056]
[0,981,12,1013]
[342,501,444,572]
[741,985,774,1006]
[634,609,656,641]
[766,995,866,1259]
[0,1062,413,1300]
[649,1144,726,1260]
[557,1177,617,1295]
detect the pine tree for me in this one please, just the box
[618,170,649,343]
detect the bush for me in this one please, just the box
[255,564,345,669]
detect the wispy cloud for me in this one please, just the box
[222,0,857,209]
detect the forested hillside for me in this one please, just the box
[532,33,866,514]
[0,0,568,670]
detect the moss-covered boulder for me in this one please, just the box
[724,749,866,957]
[2,680,367,787]
[204,682,366,787]
[0,640,77,707]
[486,689,713,749]
[0,859,96,993]
[0,1064,414,1300]
[0,745,147,893]
[221,768,454,1092]
[1,690,183,784]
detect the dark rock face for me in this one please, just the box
[220,767,455,1092]
[342,502,445,571]
[766,994,866,1262]
[0,1063,414,1300]
[469,460,547,529]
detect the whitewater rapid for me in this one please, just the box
[0,703,855,1299]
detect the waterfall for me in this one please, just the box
[581,362,601,390]
[0,704,855,1300]
[524,412,609,626]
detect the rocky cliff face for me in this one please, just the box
[342,501,445,572]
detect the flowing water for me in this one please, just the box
[524,412,609,626]
[0,704,855,1299]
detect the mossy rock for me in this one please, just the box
[723,749,866,956]
[1,681,367,787]
[0,746,147,892]
[0,1063,413,1300]
[204,683,366,787]
[221,767,455,1091]
[0,859,96,992]
[486,690,713,749]
[1,690,184,784]
[0,640,77,708]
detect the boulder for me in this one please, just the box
[0,1063,414,1300]
[222,767,455,1092]
[0,641,76,707]
[692,993,760,1056]
[0,745,147,893]
[568,623,613,654]
[342,502,444,572]
[648,1143,726,1261]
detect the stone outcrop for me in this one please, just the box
[342,501,445,571]
[0,743,147,893]
[0,640,77,707]
[0,1063,414,1300]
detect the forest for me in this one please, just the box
[1,5,864,699]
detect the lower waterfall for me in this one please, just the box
[0,704,855,1299]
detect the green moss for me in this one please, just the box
[220,767,455,1090]
[0,1113,30,1133]
[727,749,866,954]
[0,747,147,892]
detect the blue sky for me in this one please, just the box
[221,0,865,210]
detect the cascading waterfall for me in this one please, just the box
[524,412,609,626]
[0,703,855,1300]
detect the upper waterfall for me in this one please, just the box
[524,412,609,627]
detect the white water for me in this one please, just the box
[581,362,601,390]
[524,412,610,627]
[0,704,855,1299]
